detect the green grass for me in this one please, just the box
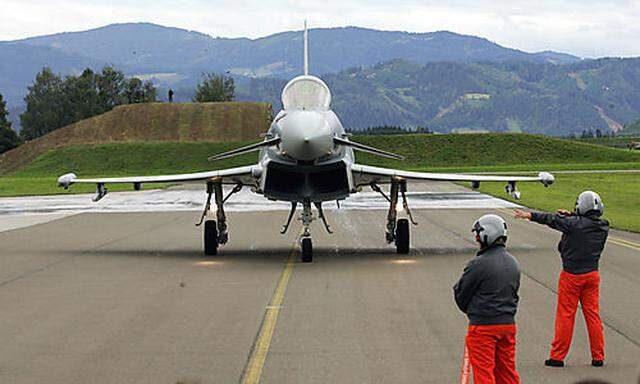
[478,173,640,232]
[13,141,257,178]
[1,133,639,233]
[351,133,640,169]
[0,177,148,196]
[0,141,257,196]
[572,136,640,149]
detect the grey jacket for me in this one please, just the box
[454,244,521,325]
[530,211,609,275]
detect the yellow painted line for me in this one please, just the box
[609,237,640,252]
[241,235,299,384]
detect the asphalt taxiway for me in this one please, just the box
[0,184,639,383]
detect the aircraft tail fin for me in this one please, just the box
[304,20,309,75]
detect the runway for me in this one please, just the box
[0,185,639,383]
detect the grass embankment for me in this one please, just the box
[572,136,640,149]
[1,133,639,231]
[0,141,256,196]
[0,102,272,175]
[351,133,640,169]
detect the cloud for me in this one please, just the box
[0,0,639,57]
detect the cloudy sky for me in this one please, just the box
[1,0,639,58]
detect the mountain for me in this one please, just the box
[4,23,638,137]
[624,119,640,135]
[1,23,579,102]
[238,58,640,136]
[0,41,104,102]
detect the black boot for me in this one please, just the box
[545,359,564,367]
[591,359,604,367]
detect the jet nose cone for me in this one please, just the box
[280,111,334,161]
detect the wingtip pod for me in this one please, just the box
[57,173,77,189]
[538,172,555,186]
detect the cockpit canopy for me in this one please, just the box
[281,75,331,111]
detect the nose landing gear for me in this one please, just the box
[280,199,333,263]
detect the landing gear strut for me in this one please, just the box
[372,178,417,254]
[300,200,314,263]
[197,180,242,255]
[280,199,333,263]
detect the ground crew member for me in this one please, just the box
[514,190,608,367]
[454,214,521,384]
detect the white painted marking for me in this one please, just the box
[0,212,75,233]
[0,187,520,223]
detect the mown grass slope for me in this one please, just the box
[573,136,640,149]
[2,133,639,196]
[352,133,640,169]
[0,102,272,175]
[2,133,639,232]
[8,133,640,179]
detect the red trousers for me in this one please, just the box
[466,324,520,384]
[550,270,605,361]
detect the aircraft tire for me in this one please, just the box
[395,219,410,254]
[204,220,218,255]
[301,237,313,263]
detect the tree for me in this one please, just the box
[64,68,101,121]
[193,73,235,102]
[20,68,67,140]
[0,93,20,153]
[96,66,126,110]
[20,66,158,141]
[125,78,157,104]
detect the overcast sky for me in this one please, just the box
[1,0,639,58]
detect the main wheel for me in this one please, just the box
[301,237,313,263]
[204,220,218,255]
[395,219,410,254]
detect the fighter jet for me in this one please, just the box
[58,22,555,262]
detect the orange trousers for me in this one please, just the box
[550,270,605,361]
[466,324,520,384]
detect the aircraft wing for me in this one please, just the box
[351,164,554,188]
[57,165,256,201]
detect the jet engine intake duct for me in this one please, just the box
[264,161,349,202]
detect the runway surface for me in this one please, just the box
[1,184,639,383]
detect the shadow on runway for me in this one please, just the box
[60,245,478,262]
[50,244,541,264]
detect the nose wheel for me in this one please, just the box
[301,237,313,263]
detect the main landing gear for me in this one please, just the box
[281,199,332,263]
[197,179,242,256]
[371,178,418,254]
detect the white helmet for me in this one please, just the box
[472,214,508,247]
[575,191,604,216]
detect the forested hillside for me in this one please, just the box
[238,58,640,136]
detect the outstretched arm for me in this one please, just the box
[514,209,576,234]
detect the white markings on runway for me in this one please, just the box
[0,212,76,233]
[0,187,519,231]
